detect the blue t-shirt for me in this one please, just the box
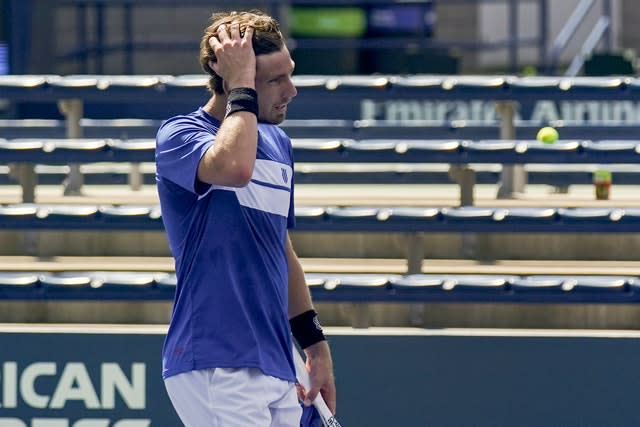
[156,107,296,382]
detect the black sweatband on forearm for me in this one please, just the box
[290,309,326,349]
[225,87,258,118]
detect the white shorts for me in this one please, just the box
[164,367,302,427]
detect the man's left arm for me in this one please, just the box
[286,233,337,414]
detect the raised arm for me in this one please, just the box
[198,22,258,187]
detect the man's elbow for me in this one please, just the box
[197,160,254,187]
[226,163,254,187]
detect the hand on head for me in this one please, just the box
[208,22,256,90]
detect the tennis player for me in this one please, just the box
[155,9,336,427]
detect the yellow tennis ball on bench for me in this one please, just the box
[536,126,559,144]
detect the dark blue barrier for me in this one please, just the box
[2,325,640,427]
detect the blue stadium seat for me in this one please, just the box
[492,208,557,225]
[39,272,93,290]
[562,275,631,293]
[582,139,638,154]
[98,205,155,229]
[508,76,629,99]
[462,139,518,163]
[389,274,446,299]
[512,275,634,302]
[515,139,582,163]
[363,138,461,163]
[0,272,41,299]
[390,75,443,89]
[304,273,327,289]
[510,275,566,293]
[89,271,158,291]
[557,208,620,225]
[0,75,50,101]
[558,76,629,98]
[36,204,100,229]
[312,273,395,302]
[390,274,516,302]
[0,272,40,288]
[441,75,509,95]
[325,75,390,92]
[291,138,346,162]
[293,206,327,230]
[42,138,110,163]
[617,208,640,224]
[48,74,167,93]
[108,138,156,162]
[376,207,441,231]
[160,74,210,102]
[0,204,39,229]
[441,274,516,292]
[441,207,494,225]
[325,207,380,231]
[0,138,44,163]
[291,75,330,89]
[341,139,401,162]
[154,273,177,290]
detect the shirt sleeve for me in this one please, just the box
[155,116,215,195]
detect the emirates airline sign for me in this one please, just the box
[360,98,640,122]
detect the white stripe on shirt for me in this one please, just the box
[198,159,292,217]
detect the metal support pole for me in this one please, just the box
[509,0,519,73]
[58,99,84,195]
[496,101,526,198]
[539,0,549,72]
[602,0,612,51]
[449,165,476,206]
[14,163,36,203]
[129,163,143,191]
[406,232,425,326]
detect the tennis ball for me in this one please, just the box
[536,126,559,144]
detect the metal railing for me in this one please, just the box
[545,0,613,75]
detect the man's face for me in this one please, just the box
[254,47,297,124]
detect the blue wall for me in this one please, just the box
[1,327,640,426]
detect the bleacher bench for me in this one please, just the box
[0,271,638,304]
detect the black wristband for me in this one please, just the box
[225,87,258,118]
[290,309,326,349]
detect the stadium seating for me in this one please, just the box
[2,74,640,327]
[1,270,639,304]
[2,137,640,203]
[1,203,639,233]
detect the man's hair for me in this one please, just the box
[200,10,285,94]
